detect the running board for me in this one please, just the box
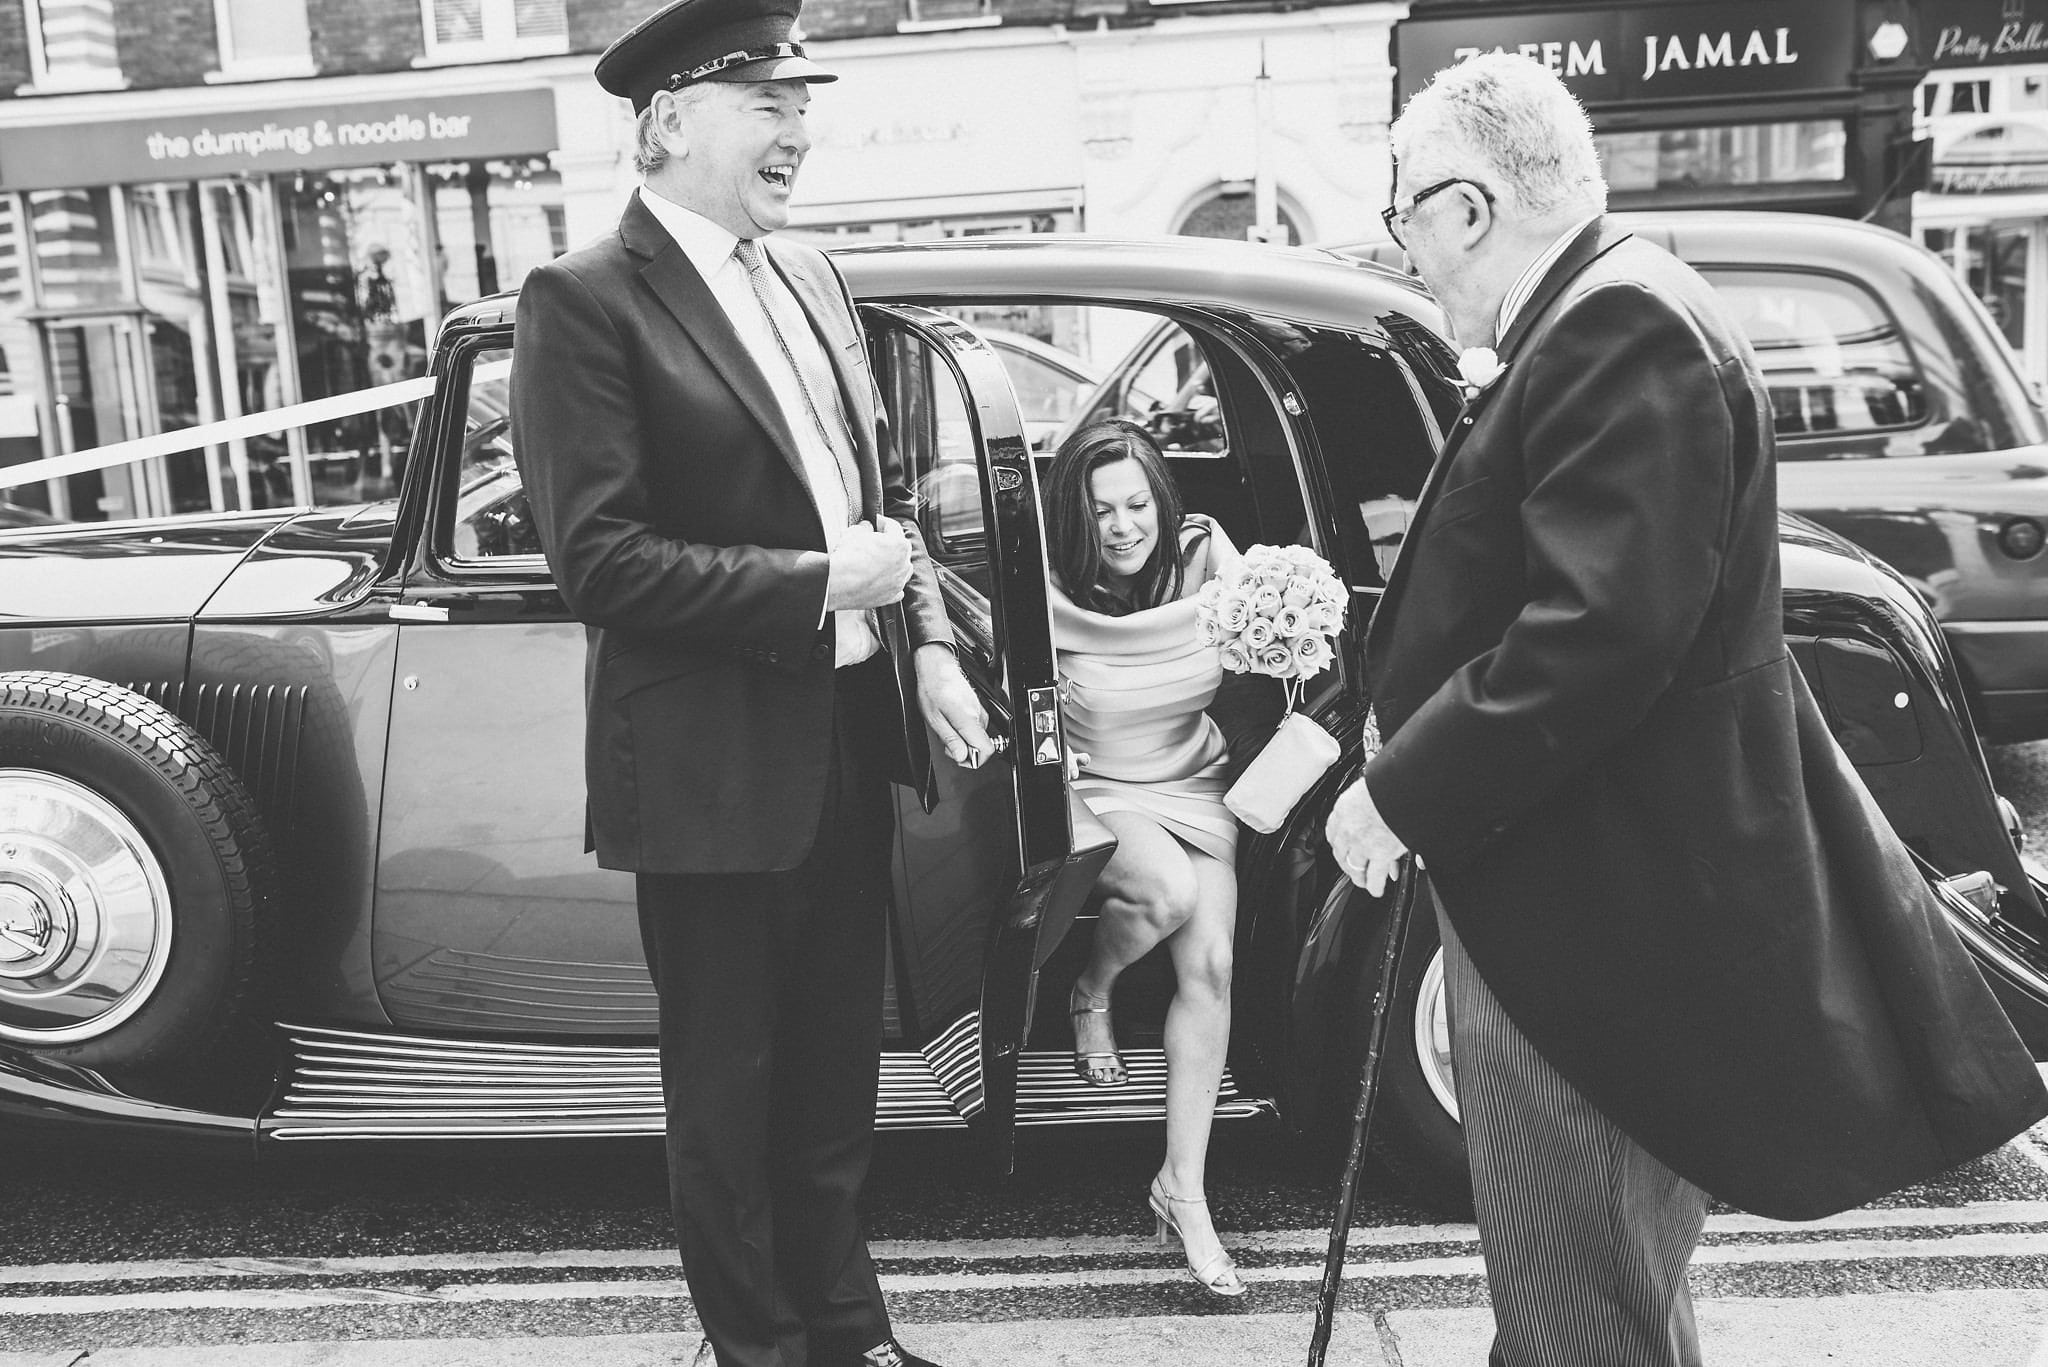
[263,1016,1273,1141]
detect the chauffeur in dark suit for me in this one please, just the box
[509,3,990,1364]
[1327,52,2048,1367]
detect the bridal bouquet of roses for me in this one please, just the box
[1195,544,1348,833]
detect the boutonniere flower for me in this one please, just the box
[1456,346,1506,394]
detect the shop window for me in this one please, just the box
[211,0,313,80]
[0,196,52,521]
[1598,121,1847,196]
[426,158,566,306]
[278,166,433,506]
[28,187,127,311]
[1703,269,1929,445]
[419,0,568,62]
[899,0,997,32]
[1950,80,1994,115]
[21,0,122,92]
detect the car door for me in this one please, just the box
[863,304,1116,1172]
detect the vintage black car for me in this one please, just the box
[1348,213,2048,743]
[2,236,2045,1215]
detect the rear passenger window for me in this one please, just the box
[1705,269,1928,442]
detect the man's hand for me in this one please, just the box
[1326,777,1409,897]
[826,518,913,611]
[916,643,996,768]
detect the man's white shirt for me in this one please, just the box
[1496,214,1600,346]
[638,184,879,666]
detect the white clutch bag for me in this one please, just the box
[1224,710,1342,834]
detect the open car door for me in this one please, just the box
[863,304,1116,1174]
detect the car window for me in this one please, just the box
[1073,322,1226,459]
[1703,270,1929,444]
[1258,317,1442,591]
[870,323,997,655]
[444,346,537,561]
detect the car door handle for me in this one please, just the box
[389,603,451,623]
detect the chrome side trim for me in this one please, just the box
[265,1017,1274,1140]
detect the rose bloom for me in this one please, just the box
[1217,594,1253,632]
[1307,602,1343,632]
[1294,633,1333,675]
[1252,583,1283,615]
[1220,640,1254,674]
[1282,578,1314,609]
[1256,642,1296,676]
[1197,617,1221,647]
[1243,616,1277,650]
[1197,578,1224,606]
[1274,605,1306,637]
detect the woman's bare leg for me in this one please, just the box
[1073,811,1200,1083]
[1155,849,1238,1277]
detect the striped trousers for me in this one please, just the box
[1438,903,1710,1367]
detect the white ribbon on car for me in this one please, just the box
[0,359,514,494]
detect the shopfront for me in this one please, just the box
[0,86,561,522]
[1913,0,2048,390]
[1393,0,1926,229]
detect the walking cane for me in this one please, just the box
[1306,855,1420,1367]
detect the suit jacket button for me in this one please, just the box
[768,651,780,664]
[813,643,830,661]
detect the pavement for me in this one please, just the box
[4,1292,2048,1366]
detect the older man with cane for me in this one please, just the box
[1326,52,2048,1367]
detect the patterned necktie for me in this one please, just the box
[733,237,860,522]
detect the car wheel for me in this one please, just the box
[1360,903,1474,1218]
[0,671,273,1068]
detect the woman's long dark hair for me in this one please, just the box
[1043,419,1187,616]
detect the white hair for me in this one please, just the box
[1390,52,1607,222]
[632,84,715,177]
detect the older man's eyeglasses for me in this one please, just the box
[1381,177,1494,249]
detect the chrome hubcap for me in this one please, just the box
[0,770,172,1043]
[1414,947,1460,1122]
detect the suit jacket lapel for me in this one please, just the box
[768,239,880,520]
[621,197,818,509]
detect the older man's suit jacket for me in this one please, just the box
[1364,221,2048,1220]
[510,195,952,874]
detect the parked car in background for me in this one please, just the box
[1,237,2044,1217]
[980,327,1101,451]
[1345,213,2048,742]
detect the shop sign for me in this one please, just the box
[0,88,558,191]
[1395,2,1856,108]
[1931,1,2048,68]
[1931,117,2048,193]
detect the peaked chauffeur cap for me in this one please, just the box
[596,0,836,113]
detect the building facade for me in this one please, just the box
[1392,0,1931,231]
[1914,0,2048,389]
[0,0,1401,523]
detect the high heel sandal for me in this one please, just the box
[1068,985,1126,1087]
[1148,1178,1247,1298]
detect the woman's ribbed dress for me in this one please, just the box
[1050,517,1238,868]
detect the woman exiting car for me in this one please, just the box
[1043,418,1246,1299]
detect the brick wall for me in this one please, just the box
[570,0,646,52]
[308,0,424,75]
[0,2,31,96]
[804,0,902,39]
[113,0,218,90]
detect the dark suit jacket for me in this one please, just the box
[1364,221,2048,1220]
[510,194,953,875]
